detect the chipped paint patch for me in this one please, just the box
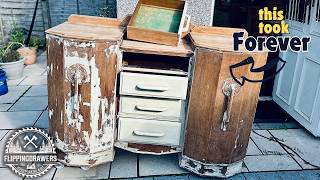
[49,109,54,119]
[83,102,91,107]
[87,55,115,153]
[105,43,123,72]
[234,134,240,149]
[58,148,114,168]
[179,155,243,178]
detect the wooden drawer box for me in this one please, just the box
[127,0,190,46]
[118,117,182,146]
[119,96,185,120]
[120,72,188,99]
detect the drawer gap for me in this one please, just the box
[123,52,189,74]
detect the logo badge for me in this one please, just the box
[3,127,57,178]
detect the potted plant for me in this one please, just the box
[0,42,25,80]
[0,67,8,96]
[17,36,41,65]
[9,27,42,65]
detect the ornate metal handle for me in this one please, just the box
[66,64,88,119]
[136,84,168,92]
[221,78,241,131]
[133,130,165,138]
[135,105,167,112]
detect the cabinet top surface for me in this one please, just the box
[46,22,125,41]
[121,39,193,57]
[190,26,268,53]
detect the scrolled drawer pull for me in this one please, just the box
[136,84,168,92]
[133,130,165,138]
[135,105,167,112]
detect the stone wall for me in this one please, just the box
[117,0,215,26]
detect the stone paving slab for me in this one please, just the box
[250,130,287,155]
[139,153,188,177]
[269,129,320,169]
[23,65,46,76]
[54,163,110,180]
[33,168,56,180]
[0,130,9,141]
[9,96,48,111]
[34,110,49,129]
[110,149,138,178]
[6,77,26,86]
[254,122,300,130]
[0,168,23,180]
[0,86,30,104]
[24,85,48,97]
[0,130,13,167]
[19,75,47,86]
[246,139,262,156]
[0,111,42,129]
[0,104,11,111]
[244,155,301,172]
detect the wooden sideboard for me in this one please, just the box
[46,15,267,178]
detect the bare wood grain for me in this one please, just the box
[121,40,193,57]
[183,48,268,164]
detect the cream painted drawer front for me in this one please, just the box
[120,72,188,99]
[120,96,184,120]
[118,117,181,146]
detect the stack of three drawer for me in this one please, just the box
[117,72,189,147]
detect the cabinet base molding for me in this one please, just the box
[115,141,181,155]
[179,155,242,178]
[56,149,115,168]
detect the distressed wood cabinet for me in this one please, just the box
[46,15,268,178]
[179,27,268,178]
[46,15,124,168]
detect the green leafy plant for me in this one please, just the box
[28,36,42,49]
[0,42,23,63]
[9,27,27,44]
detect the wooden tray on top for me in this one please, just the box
[127,0,190,46]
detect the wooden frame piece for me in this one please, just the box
[68,14,131,27]
[127,0,190,46]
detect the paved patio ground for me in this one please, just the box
[0,52,319,179]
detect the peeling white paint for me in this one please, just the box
[63,40,93,83]
[46,34,63,45]
[60,111,63,124]
[59,148,114,167]
[54,131,65,150]
[65,92,83,132]
[88,55,115,153]
[104,43,122,72]
[179,155,242,178]
[83,102,91,107]
[234,134,240,149]
[49,109,54,119]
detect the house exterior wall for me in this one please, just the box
[117,0,215,26]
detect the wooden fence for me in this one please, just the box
[0,0,116,41]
